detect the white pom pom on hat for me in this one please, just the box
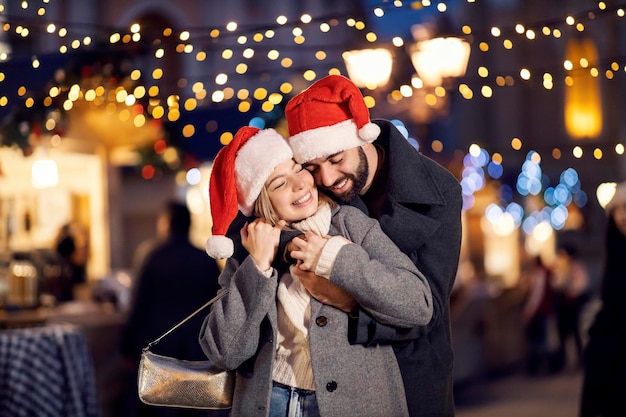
[205,235,234,260]
[285,74,381,164]
[205,127,293,259]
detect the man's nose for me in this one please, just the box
[318,166,337,188]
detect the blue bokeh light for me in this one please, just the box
[248,117,266,129]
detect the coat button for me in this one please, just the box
[315,316,328,327]
[326,381,337,392]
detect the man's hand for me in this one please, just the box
[291,264,357,313]
[289,231,328,272]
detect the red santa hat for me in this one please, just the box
[205,126,293,259]
[285,74,381,163]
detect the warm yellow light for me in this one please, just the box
[134,114,146,127]
[215,73,228,85]
[253,88,268,100]
[400,85,413,97]
[573,146,583,158]
[212,90,225,102]
[238,101,251,112]
[597,182,617,208]
[182,124,195,137]
[32,159,58,189]
[520,68,531,80]
[532,221,553,243]
[409,37,471,86]
[343,48,393,89]
[363,95,376,109]
[432,140,443,152]
[564,37,603,139]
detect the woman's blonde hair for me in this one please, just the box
[253,187,336,226]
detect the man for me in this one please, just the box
[284,74,463,417]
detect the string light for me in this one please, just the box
[1,1,626,177]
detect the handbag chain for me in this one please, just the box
[143,288,229,352]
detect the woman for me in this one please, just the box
[200,127,433,417]
[580,181,626,416]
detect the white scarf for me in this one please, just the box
[272,201,332,390]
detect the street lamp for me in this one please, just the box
[342,48,393,89]
[409,37,471,87]
[597,182,617,209]
[564,37,602,139]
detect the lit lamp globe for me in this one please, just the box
[342,48,393,89]
[409,37,471,87]
[597,182,617,209]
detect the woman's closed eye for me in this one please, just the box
[271,180,286,191]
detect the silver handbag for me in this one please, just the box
[138,290,235,409]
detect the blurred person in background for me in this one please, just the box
[580,182,626,417]
[521,255,557,375]
[54,222,89,300]
[120,200,224,417]
[552,242,590,371]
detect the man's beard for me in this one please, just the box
[327,147,369,203]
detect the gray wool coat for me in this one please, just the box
[199,205,433,417]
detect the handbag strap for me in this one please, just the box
[143,289,229,352]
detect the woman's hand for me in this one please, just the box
[289,231,328,272]
[241,219,285,271]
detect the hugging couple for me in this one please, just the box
[200,74,463,417]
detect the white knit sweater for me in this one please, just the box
[271,202,349,390]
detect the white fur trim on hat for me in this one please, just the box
[289,119,380,164]
[205,235,234,259]
[235,129,293,216]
